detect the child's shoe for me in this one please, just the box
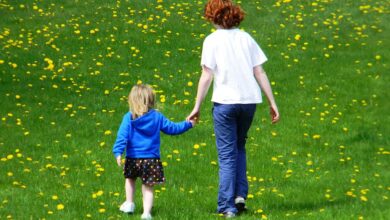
[141,213,152,220]
[119,201,135,213]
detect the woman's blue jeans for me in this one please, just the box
[212,103,256,214]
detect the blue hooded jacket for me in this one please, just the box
[112,110,192,158]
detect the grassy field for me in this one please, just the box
[0,0,389,219]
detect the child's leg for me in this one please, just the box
[141,184,154,215]
[125,178,136,203]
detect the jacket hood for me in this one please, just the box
[130,110,159,136]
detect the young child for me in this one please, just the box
[112,84,195,220]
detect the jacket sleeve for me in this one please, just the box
[160,113,193,135]
[112,113,131,158]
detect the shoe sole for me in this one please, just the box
[235,203,247,213]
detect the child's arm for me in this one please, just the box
[160,113,193,135]
[112,113,131,165]
[253,65,280,124]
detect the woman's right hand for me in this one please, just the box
[186,108,200,123]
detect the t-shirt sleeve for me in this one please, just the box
[250,36,268,67]
[201,37,216,70]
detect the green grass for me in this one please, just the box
[0,0,389,219]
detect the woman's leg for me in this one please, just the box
[235,104,256,199]
[142,184,154,215]
[213,103,239,214]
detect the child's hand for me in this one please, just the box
[189,119,196,127]
[116,156,122,166]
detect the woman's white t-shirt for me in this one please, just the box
[201,28,267,104]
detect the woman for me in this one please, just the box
[187,0,280,217]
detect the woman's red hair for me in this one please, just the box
[204,0,245,29]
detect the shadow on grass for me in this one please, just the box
[263,198,351,212]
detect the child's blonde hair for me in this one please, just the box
[128,84,155,119]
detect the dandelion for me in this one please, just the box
[312,134,321,139]
[57,204,65,210]
[256,209,263,213]
[44,58,54,71]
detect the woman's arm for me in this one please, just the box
[253,65,280,123]
[186,65,213,122]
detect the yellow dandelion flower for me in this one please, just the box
[312,134,321,139]
[57,204,65,210]
[96,190,104,196]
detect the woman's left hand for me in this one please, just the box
[270,104,280,124]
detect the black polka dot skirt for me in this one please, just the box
[124,158,165,185]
